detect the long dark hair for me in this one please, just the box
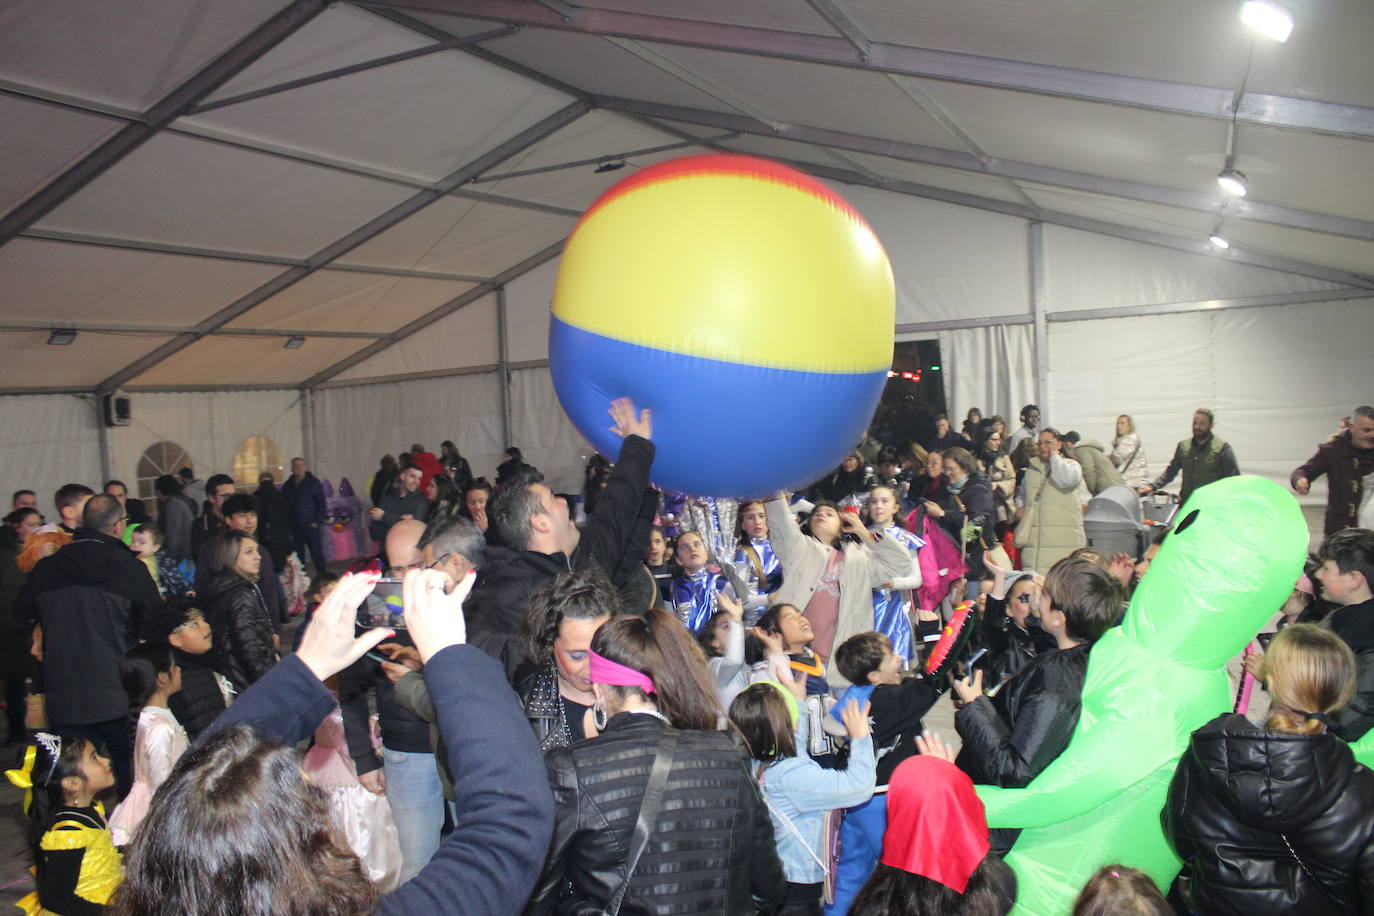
[121,642,176,745]
[11,733,92,874]
[728,684,796,764]
[591,609,722,730]
[849,859,1010,916]
[109,724,377,916]
[523,569,622,669]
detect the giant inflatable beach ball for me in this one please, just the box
[550,154,894,496]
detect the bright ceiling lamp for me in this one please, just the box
[1241,1,1294,42]
[1209,233,1231,249]
[1216,167,1248,196]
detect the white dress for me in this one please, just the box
[109,705,188,846]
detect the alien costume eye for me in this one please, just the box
[1173,510,1200,535]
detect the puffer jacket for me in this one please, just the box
[524,713,786,915]
[200,570,276,690]
[1015,454,1085,572]
[973,595,1058,691]
[1164,712,1374,915]
[1322,598,1374,743]
[167,647,229,741]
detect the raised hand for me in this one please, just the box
[296,570,393,682]
[840,698,872,739]
[916,731,957,763]
[607,397,652,441]
[403,568,475,663]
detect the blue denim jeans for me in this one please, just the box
[384,747,444,883]
[825,794,888,916]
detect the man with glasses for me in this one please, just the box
[190,474,235,555]
[13,494,163,798]
[338,519,443,882]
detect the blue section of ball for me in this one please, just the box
[550,317,888,497]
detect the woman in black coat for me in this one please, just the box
[525,608,786,915]
[1164,624,1374,915]
[199,530,277,691]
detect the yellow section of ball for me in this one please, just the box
[553,171,894,374]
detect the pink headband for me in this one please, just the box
[588,649,656,694]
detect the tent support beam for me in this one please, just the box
[368,0,1374,140]
[188,27,520,114]
[496,286,512,449]
[1029,222,1049,418]
[301,388,318,472]
[95,99,590,393]
[0,320,390,339]
[765,158,1374,291]
[303,240,566,387]
[310,359,549,391]
[0,0,330,249]
[590,96,1374,242]
[20,228,492,283]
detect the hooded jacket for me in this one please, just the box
[13,527,163,723]
[199,569,276,691]
[1165,712,1374,915]
[1070,440,1125,496]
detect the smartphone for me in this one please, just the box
[357,578,406,630]
[965,646,988,668]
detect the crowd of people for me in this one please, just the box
[0,397,1372,915]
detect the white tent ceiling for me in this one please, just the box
[1,0,1372,396]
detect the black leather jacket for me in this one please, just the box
[200,571,276,691]
[1165,713,1374,915]
[955,643,1089,789]
[524,713,786,915]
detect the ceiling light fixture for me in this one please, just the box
[47,329,76,346]
[284,336,305,349]
[594,157,626,174]
[1241,1,1295,42]
[1216,166,1248,197]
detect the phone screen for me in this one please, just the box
[357,578,406,630]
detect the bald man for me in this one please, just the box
[339,516,444,882]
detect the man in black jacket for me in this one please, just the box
[467,397,656,678]
[1316,528,1374,742]
[283,457,328,574]
[190,474,235,556]
[13,494,164,796]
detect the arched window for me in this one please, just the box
[233,435,284,489]
[137,441,191,501]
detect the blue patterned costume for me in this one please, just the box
[671,570,733,633]
[870,524,926,663]
[734,537,783,625]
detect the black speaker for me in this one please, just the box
[102,393,132,427]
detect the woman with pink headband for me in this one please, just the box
[525,608,787,914]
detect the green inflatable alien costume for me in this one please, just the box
[976,476,1308,914]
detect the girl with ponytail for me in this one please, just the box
[526,608,788,914]
[5,731,121,912]
[108,642,188,846]
[1165,623,1374,915]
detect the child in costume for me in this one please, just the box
[730,683,876,915]
[669,530,742,633]
[108,642,188,847]
[751,603,842,768]
[6,731,122,914]
[734,500,784,626]
[827,631,943,915]
[864,485,927,665]
[154,599,231,743]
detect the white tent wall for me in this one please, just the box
[508,367,592,494]
[109,391,304,497]
[312,372,505,497]
[1046,296,1374,510]
[939,324,1037,429]
[0,395,102,514]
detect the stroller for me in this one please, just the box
[1084,484,1152,561]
